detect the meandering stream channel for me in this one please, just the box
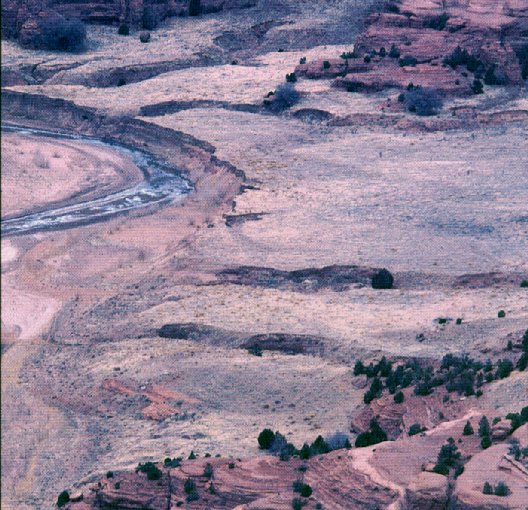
[1,125,192,236]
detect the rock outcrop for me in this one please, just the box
[295,0,528,97]
[405,471,449,510]
[2,0,256,40]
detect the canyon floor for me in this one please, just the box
[1,1,528,509]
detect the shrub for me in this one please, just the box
[443,47,482,72]
[364,55,371,63]
[136,462,162,480]
[228,462,235,469]
[483,65,506,85]
[494,482,509,496]
[515,43,528,80]
[340,51,354,59]
[399,55,418,67]
[25,15,86,52]
[481,435,492,449]
[292,498,307,510]
[517,353,528,371]
[300,484,312,497]
[106,471,114,478]
[323,60,331,69]
[142,7,159,30]
[203,463,213,479]
[184,477,196,494]
[188,450,197,460]
[397,93,405,103]
[354,360,365,376]
[389,44,400,58]
[265,84,300,112]
[379,47,386,57]
[521,279,528,288]
[258,428,276,449]
[471,79,484,94]
[483,481,493,494]
[186,491,200,502]
[189,0,202,16]
[394,391,404,404]
[463,421,474,435]
[139,31,151,43]
[498,309,506,318]
[355,418,388,447]
[371,268,394,289]
[118,23,129,35]
[456,318,463,325]
[404,87,443,116]
[426,13,449,30]
[286,72,297,83]
[408,423,426,436]
[248,345,262,356]
[299,57,306,64]
[57,491,70,507]
[496,359,514,379]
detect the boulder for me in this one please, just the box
[406,472,449,510]
[491,419,512,441]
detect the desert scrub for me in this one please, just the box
[264,84,300,112]
[404,87,443,116]
[286,72,297,83]
[322,60,331,69]
[118,23,129,35]
[136,462,162,480]
[57,491,70,507]
[399,55,418,67]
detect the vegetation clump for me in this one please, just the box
[399,55,418,67]
[443,47,483,72]
[433,437,461,475]
[118,23,129,35]
[136,462,162,480]
[355,418,388,447]
[371,268,394,289]
[57,491,70,507]
[404,87,443,116]
[264,84,300,112]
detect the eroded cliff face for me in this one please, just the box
[1,0,256,40]
[296,0,528,96]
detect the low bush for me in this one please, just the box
[184,477,196,494]
[463,420,474,435]
[426,13,449,30]
[57,491,70,507]
[404,87,443,116]
[118,23,129,35]
[443,47,482,72]
[408,423,426,436]
[292,498,307,510]
[482,481,493,494]
[286,72,297,83]
[264,84,300,112]
[371,268,394,289]
[139,31,151,43]
[399,55,418,67]
[340,51,354,59]
[498,309,506,318]
[299,57,306,64]
[355,418,388,447]
[494,482,510,496]
[394,391,404,403]
[389,44,400,58]
[136,462,162,480]
[323,60,331,69]
[258,428,276,449]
